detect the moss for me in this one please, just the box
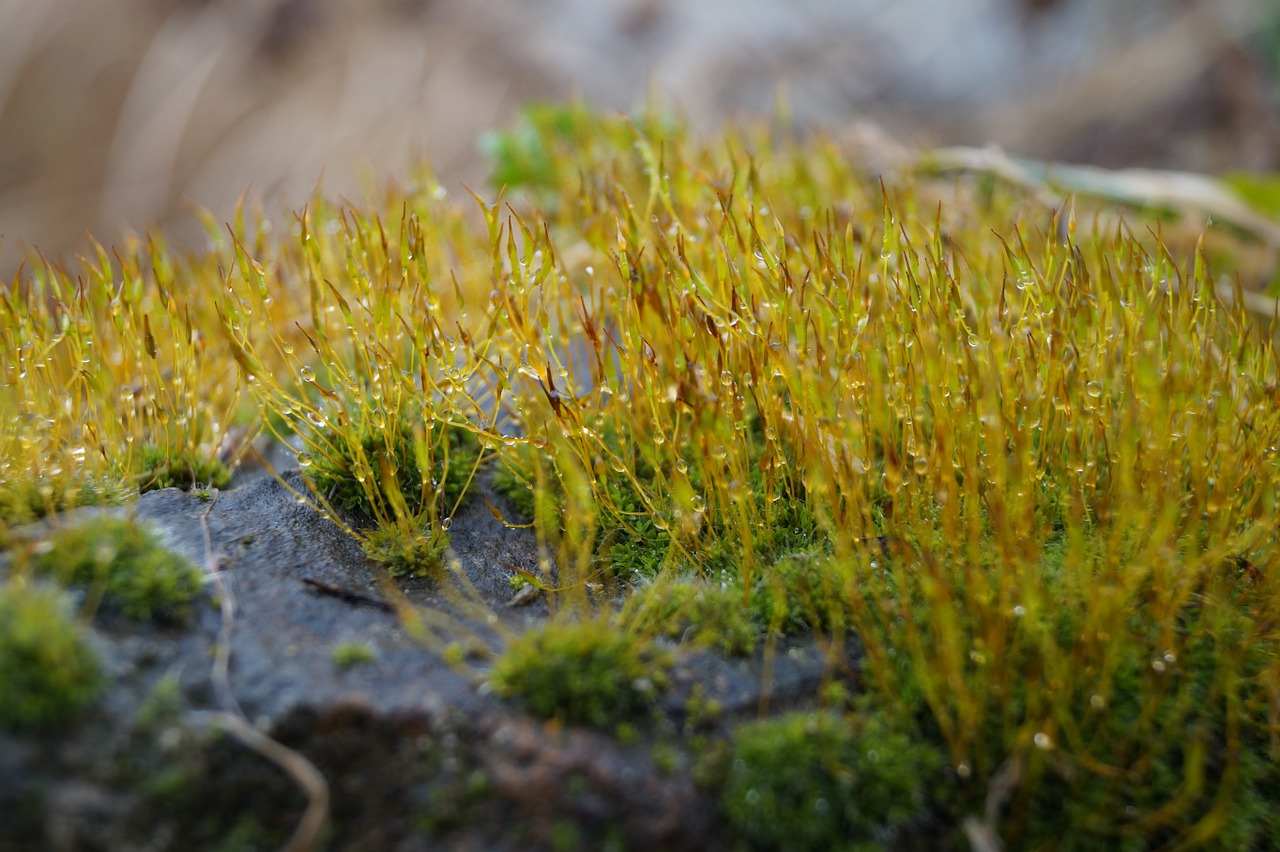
[137,764,198,806]
[32,515,203,624]
[0,474,133,525]
[651,742,681,774]
[302,401,479,580]
[137,443,231,493]
[1006,610,1280,851]
[598,514,672,578]
[0,580,104,731]
[137,673,185,729]
[855,534,1280,849]
[308,405,478,522]
[331,641,376,670]
[213,814,274,852]
[360,520,448,578]
[683,684,724,733]
[415,768,492,837]
[491,451,539,520]
[720,706,943,852]
[3,101,1278,847]
[480,102,601,195]
[625,576,758,657]
[741,550,848,637]
[490,619,672,729]
[548,819,584,852]
[507,414,825,593]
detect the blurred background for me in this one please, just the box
[1,0,1277,276]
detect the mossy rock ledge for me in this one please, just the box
[0,463,843,851]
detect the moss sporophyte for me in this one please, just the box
[2,102,1279,846]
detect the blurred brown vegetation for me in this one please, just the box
[0,0,1276,275]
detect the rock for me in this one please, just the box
[0,458,845,850]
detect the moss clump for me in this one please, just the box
[331,641,376,670]
[491,620,671,729]
[479,102,602,195]
[32,515,203,624]
[360,520,449,578]
[308,405,478,521]
[137,443,231,493]
[297,400,479,579]
[721,707,943,852]
[0,475,133,525]
[625,577,758,657]
[742,550,849,638]
[0,581,104,731]
[299,401,479,577]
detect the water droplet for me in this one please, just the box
[1085,381,1103,398]
[1034,732,1053,750]
[441,516,452,531]
[913,456,929,475]
[654,432,666,445]
[300,366,316,383]
[297,452,313,468]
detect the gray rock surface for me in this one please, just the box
[0,454,843,850]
